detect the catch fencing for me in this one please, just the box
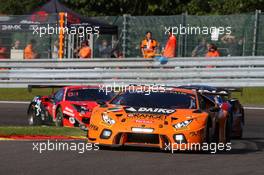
[1,11,264,59]
[93,11,264,57]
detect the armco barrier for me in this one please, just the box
[0,56,264,88]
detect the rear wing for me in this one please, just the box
[177,85,243,97]
[27,85,66,93]
[207,87,243,97]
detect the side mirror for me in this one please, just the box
[43,97,50,102]
[49,96,55,103]
[97,100,107,107]
[209,106,220,112]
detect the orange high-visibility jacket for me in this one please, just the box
[24,44,35,59]
[140,39,158,58]
[79,47,91,58]
[206,50,220,57]
[163,35,177,58]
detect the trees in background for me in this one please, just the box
[0,0,263,16]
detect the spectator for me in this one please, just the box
[99,40,111,58]
[192,38,207,57]
[110,39,123,58]
[12,40,21,50]
[163,29,177,58]
[206,43,219,68]
[24,39,39,59]
[206,43,220,57]
[78,40,91,59]
[140,31,158,58]
[0,39,8,71]
[111,49,123,58]
[0,39,8,59]
[221,34,243,56]
[52,40,59,58]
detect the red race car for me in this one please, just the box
[27,85,115,130]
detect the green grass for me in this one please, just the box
[0,126,86,137]
[231,87,264,106]
[0,87,264,105]
[0,88,57,101]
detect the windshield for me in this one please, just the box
[66,88,115,102]
[110,91,197,109]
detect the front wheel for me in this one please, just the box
[55,108,64,127]
[28,105,42,126]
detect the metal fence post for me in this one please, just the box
[252,10,261,56]
[184,12,188,57]
[181,12,187,57]
[63,13,68,59]
[122,14,130,58]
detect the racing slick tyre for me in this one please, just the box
[28,105,42,126]
[205,119,214,144]
[237,108,245,139]
[225,117,232,143]
[236,120,244,139]
[55,108,64,127]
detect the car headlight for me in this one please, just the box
[102,112,115,125]
[173,119,193,129]
[72,104,89,114]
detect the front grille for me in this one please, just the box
[126,133,159,144]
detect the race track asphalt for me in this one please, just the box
[0,103,263,175]
[0,102,29,126]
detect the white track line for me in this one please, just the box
[0,101,263,110]
[244,107,264,110]
[0,101,29,104]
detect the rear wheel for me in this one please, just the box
[55,108,64,127]
[237,120,244,139]
[237,108,245,139]
[205,119,214,144]
[28,105,42,126]
[225,117,232,143]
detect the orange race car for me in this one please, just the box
[87,86,232,152]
